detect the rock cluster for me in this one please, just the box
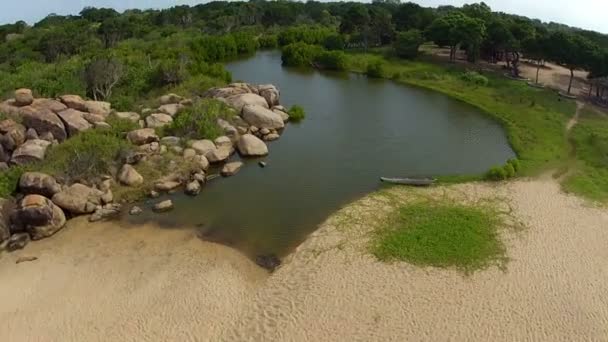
[0,83,292,252]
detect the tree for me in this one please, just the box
[80,7,119,22]
[426,12,486,63]
[546,31,596,94]
[85,57,124,100]
[340,4,371,50]
[393,2,435,31]
[393,30,424,59]
[482,18,515,64]
[522,34,549,84]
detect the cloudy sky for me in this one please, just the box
[1,0,606,33]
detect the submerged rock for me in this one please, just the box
[221,161,243,177]
[7,233,30,251]
[129,206,143,215]
[185,180,201,196]
[255,254,281,272]
[153,200,173,213]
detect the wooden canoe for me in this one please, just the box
[380,177,436,186]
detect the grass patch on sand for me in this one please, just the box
[562,108,608,202]
[345,52,574,176]
[372,199,507,272]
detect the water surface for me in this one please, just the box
[128,50,515,257]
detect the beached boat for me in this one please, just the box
[380,177,436,186]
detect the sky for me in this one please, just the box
[1,0,606,34]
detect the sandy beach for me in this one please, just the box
[1,178,608,341]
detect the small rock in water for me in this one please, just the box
[7,233,30,252]
[221,161,243,177]
[149,190,160,198]
[153,200,173,213]
[259,161,267,168]
[129,206,143,215]
[185,180,201,196]
[255,254,281,272]
[16,256,38,264]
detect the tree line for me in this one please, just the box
[1,0,607,107]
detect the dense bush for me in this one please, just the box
[366,60,387,78]
[259,34,278,49]
[163,99,235,140]
[323,34,345,50]
[40,129,132,184]
[486,166,507,181]
[288,104,306,122]
[281,42,323,67]
[278,26,335,46]
[485,158,521,181]
[394,30,424,59]
[460,71,489,86]
[0,166,25,198]
[315,51,347,71]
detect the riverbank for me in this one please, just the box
[2,177,607,341]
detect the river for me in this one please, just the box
[127,50,515,258]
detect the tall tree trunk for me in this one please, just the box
[588,83,593,97]
[535,62,541,84]
[567,69,574,94]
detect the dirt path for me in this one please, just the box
[567,101,585,131]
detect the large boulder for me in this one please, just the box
[127,128,159,145]
[205,147,231,163]
[158,104,183,117]
[237,134,269,156]
[84,101,111,117]
[59,95,87,111]
[83,112,106,124]
[20,106,67,142]
[0,119,26,147]
[221,161,243,177]
[11,139,51,165]
[225,93,269,112]
[0,145,9,163]
[242,104,284,130]
[14,88,34,106]
[118,164,144,186]
[204,86,250,99]
[52,183,103,215]
[159,93,183,105]
[57,109,92,136]
[19,172,61,198]
[114,112,140,122]
[16,194,66,240]
[190,139,216,155]
[145,113,173,128]
[258,84,280,107]
[272,108,290,122]
[31,98,67,114]
[0,100,20,117]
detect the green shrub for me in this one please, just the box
[0,166,25,198]
[460,71,489,86]
[314,51,347,71]
[288,105,306,122]
[281,42,323,67]
[393,30,424,59]
[366,60,386,78]
[507,158,521,172]
[258,34,278,49]
[486,166,507,181]
[323,34,345,50]
[164,99,235,140]
[503,163,516,178]
[40,130,131,184]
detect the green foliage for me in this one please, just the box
[288,105,306,122]
[258,34,278,49]
[393,30,424,59]
[281,42,323,67]
[163,99,235,140]
[372,200,506,272]
[323,34,345,51]
[315,51,347,71]
[278,26,335,46]
[426,11,486,62]
[507,158,521,172]
[366,60,386,78]
[0,166,25,198]
[503,163,516,178]
[460,71,489,86]
[40,130,131,184]
[486,166,507,181]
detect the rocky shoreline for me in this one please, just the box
[0,83,291,252]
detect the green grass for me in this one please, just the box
[288,104,306,122]
[372,200,507,272]
[562,110,608,201]
[161,98,236,140]
[345,52,575,176]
